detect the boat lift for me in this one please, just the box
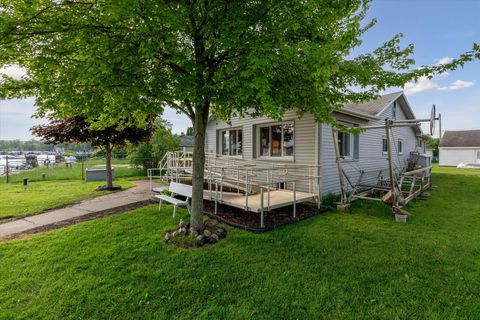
[333,104,441,217]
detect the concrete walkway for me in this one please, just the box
[0,180,163,241]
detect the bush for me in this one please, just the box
[322,193,341,207]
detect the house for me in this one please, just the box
[439,130,480,166]
[205,91,425,196]
[179,135,194,153]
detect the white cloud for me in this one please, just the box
[438,80,474,91]
[404,70,474,95]
[404,76,439,95]
[0,64,27,80]
[436,56,453,65]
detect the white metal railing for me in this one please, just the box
[148,151,322,225]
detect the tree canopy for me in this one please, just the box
[1,0,479,231]
[1,1,478,126]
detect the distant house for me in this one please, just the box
[179,135,194,153]
[439,130,480,166]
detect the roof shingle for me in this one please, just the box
[180,135,194,147]
[342,91,403,116]
[440,130,480,148]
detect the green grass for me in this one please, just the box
[1,166,480,319]
[0,158,145,184]
[0,179,136,220]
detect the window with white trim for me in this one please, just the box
[220,128,242,156]
[338,131,359,159]
[339,132,352,158]
[398,139,403,155]
[258,122,294,158]
[382,137,388,154]
[392,101,397,120]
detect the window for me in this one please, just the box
[258,123,294,158]
[392,101,397,120]
[338,131,359,159]
[220,128,242,156]
[382,137,388,154]
[398,139,403,155]
[339,132,352,158]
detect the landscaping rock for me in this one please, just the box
[179,219,187,228]
[164,232,171,242]
[190,228,199,237]
[164,219,227,248]
[219,230,227,239]
[196,235,208,246]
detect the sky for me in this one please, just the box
[0,0,479,140]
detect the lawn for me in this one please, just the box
[0,179,136,220]
[1,166,480,319]
[0,158,144,184]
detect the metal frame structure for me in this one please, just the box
[148,152,322,228]
[333,105,441,216]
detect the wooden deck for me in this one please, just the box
[204,189,316,213]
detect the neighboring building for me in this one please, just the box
[205,91,426,195]
[179,135,194,153]
[439,130,480,166]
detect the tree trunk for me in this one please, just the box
[105,144,113,189]
[190,102,209,233]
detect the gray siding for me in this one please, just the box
[205,111,318,193]
[320,101,419,195]
[206,111,317,165]
[205,97,420,196]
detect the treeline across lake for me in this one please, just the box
[0,139,92,153]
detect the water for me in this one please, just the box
[0,154,56,175]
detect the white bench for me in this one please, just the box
[155,182,192,217]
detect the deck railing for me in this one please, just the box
[148,151,322,226]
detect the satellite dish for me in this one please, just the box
[430,104,436,136]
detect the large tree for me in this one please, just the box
[31,115,154,189]
[1,1,479,233]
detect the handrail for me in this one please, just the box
[148,151,323,215]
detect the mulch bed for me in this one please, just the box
[203,200,326,231]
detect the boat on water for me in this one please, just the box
[0,154,57,175]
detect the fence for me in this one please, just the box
[0,153,152,183]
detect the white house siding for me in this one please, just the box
[320,101,419,195]
[205,111,318,192]
[439,148,479,166]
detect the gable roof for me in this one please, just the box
[339,91,421,135]
[179,135,194,147]
[342,91,403,117]
[440,130,480,148]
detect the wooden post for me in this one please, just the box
[385,119,398,212]
[331,128,349,210]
